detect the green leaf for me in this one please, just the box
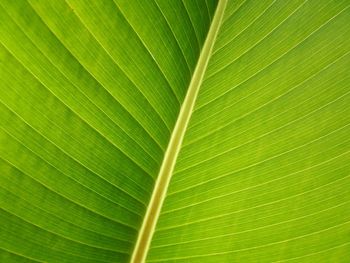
[1,0,349,262]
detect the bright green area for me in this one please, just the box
[1,0,350,262]
[148,0,350,262]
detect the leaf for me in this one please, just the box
[0,0,349,262]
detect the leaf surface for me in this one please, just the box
[0,0,349,262]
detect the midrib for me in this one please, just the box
[130,1,228,262]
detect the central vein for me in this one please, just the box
[130,1,228,262]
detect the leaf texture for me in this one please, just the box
[147,0,350,262]
[1,0,350,262]
[0,0,215,261]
